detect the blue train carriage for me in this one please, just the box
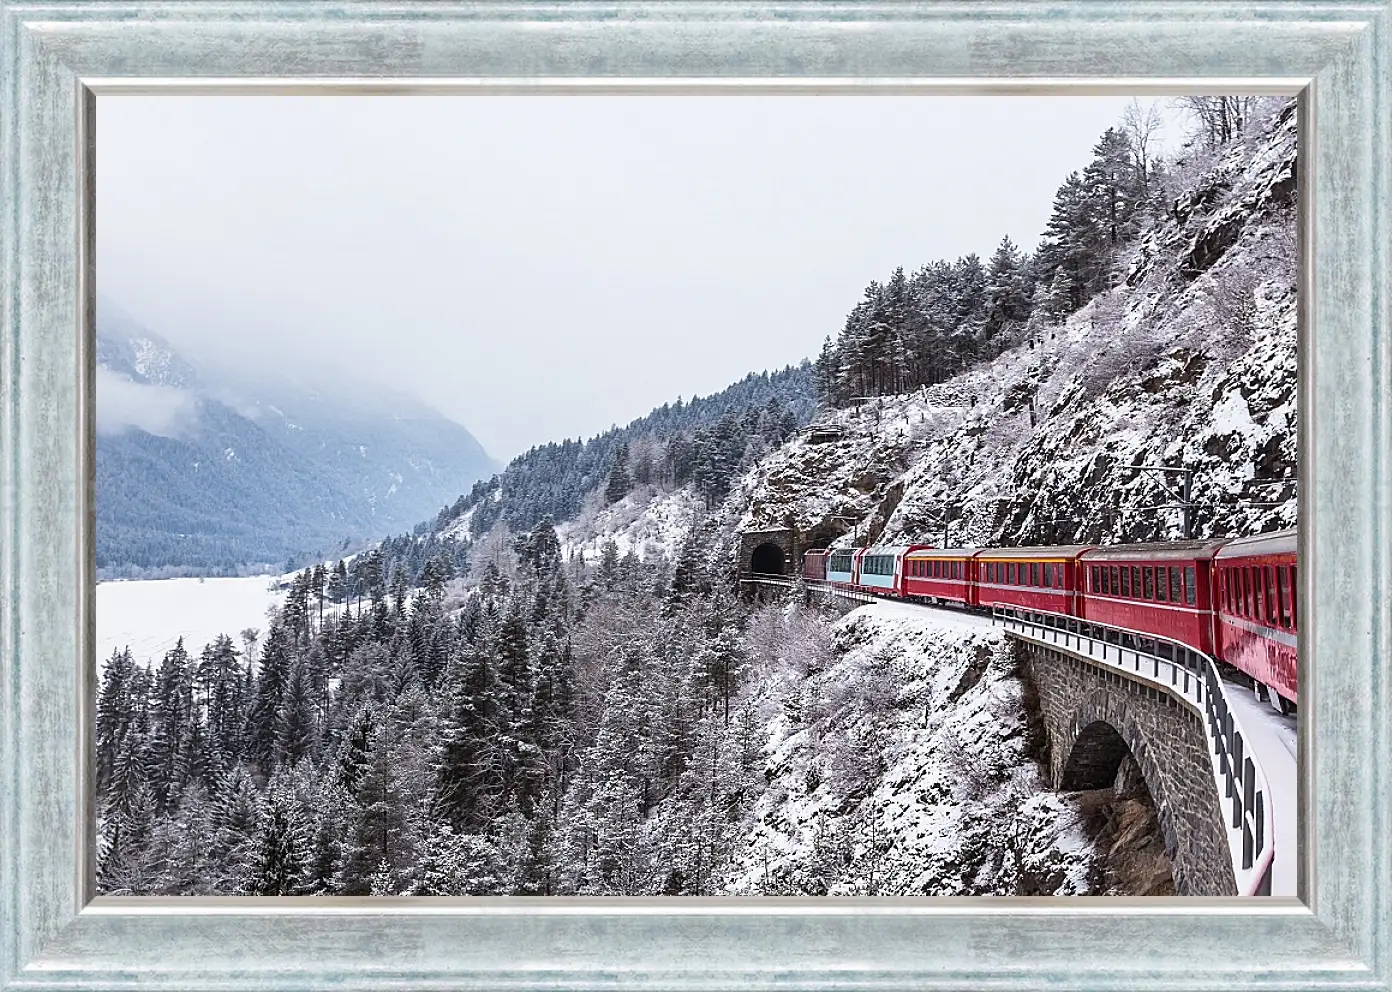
[854,545,917,596]
[826,547,858,586]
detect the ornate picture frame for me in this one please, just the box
[1,2,1388,989]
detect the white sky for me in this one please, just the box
[98,95,1182,460]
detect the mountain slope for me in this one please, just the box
[728,102,1298,554]
[96,303,498,575]
[430,364,818,549]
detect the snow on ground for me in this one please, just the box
[725,604,1096,895]
[1224,683,1299,897]
[97,576,285,667]
[558,486,703,564]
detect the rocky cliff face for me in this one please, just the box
[729,103,1297,552]
[722,603,1098,895]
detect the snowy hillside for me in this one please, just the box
[725,602,1095,895]
[731,103,1296,552]
[499,104,1297,573]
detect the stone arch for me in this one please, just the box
[1055,689,1185,887]
[1019,642,1237,895]
[750,542,787,576]
[1060,720,1131,790]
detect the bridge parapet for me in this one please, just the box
[997,609,1273,897]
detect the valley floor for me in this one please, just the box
[97,575,284,665]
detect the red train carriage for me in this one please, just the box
[902,548,979,605]
[1214,528,1298,712]
[1079,540,1227,656]
[974,545,1094,615]
[803,549,829,582]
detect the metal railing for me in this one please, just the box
[992,606,1275,897]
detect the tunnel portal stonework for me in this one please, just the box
[739,529,797,576]
[1018,641,1237,897]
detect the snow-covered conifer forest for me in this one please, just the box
[96,96,1296,896]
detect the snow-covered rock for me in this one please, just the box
[726,104,1297,552]
[724,604,1095,895]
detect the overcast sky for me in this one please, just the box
[98,95,1180,460]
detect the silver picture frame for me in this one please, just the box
[1,2,1388,989]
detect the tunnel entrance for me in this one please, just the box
[750,542,787,576]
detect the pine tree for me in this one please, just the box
[243,771,314,895]
[604,443,632,504]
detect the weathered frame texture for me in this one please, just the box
[1,2,1389,990]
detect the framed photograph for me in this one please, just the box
[1,2,1387,990]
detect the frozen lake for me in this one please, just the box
[97,575,286,667]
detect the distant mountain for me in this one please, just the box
[96,301,498,576]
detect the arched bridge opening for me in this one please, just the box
[1061,720,1131,790]
[1058,717,1177,896]
[750,542,787,576]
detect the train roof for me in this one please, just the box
[859,545,925,556]
[1215,527,1298,559]
[803,548,830,556]
[905,547,980,559]
[975,545,1094,560]
[1082,539,1230,562]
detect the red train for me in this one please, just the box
[807,528,1298,713]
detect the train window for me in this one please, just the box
[1242,568,1254,618]
[1184,566,1197,605]
[1289,566,1298,629]
[1264,566,1278,625]
[1169,567,1182,603]
[1129,567,1141,598]
[1043,564,1054,588]
[1120,567,1130,597]
[1026,562,1036,585]
[1154,567,1167,601]
[1277,567,1291,628]
[1108,566,1118,595]
[1142,567,1154,599]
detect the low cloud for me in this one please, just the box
[96,368,199,438]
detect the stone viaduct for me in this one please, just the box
[1016,640,1237,896]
